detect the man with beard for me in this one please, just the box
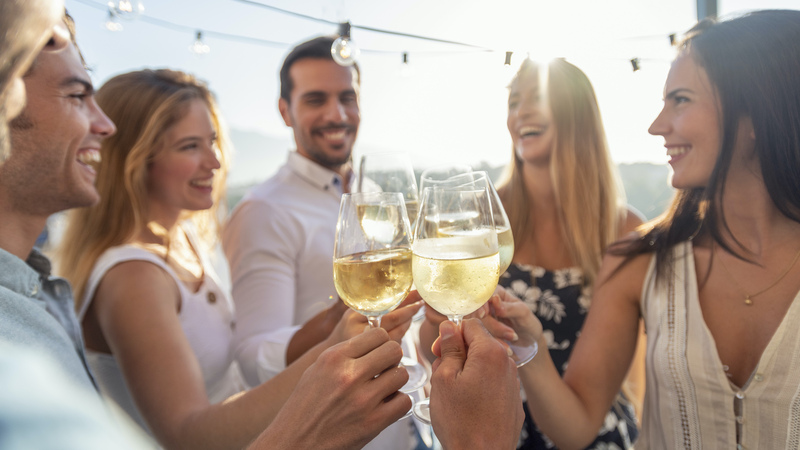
[223,36,419,449]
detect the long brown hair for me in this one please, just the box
[497,58,627,287]
[58,69,231,307]
[610,10,800,282]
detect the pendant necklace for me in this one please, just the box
[716,243,800,306]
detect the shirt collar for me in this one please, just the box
[287,151,354,195]
[0,247,44,298]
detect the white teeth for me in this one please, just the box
[667,146,689,156]
[77,149,101,165]
[323,130,346,140]
[191,178,213,187]
[520,125,546,137]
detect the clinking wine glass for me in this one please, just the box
[420,172,537,367]
[418,163,473,194]
[411,182,500,424]
[332,192,426,400]
[355,152,420,231]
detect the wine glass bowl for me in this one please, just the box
[333,192,413,328]
[355,152,420,230]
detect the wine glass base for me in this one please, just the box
[412,398,431,424]
[399,357,428,393]
[509,340,538,367]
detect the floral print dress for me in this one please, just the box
[500,263,639,450]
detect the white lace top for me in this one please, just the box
[639,241,800,449]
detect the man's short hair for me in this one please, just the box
[279,35,361,102]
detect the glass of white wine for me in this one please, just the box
[418,163,473,194]
[333,192,427,397]
[355,152,420,231]
[418,172,537,367]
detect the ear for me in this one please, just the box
[278,98,292,127]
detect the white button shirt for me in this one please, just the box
[223,151,349,387]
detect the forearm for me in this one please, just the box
[518,337,604,450]
[286,302,345,364]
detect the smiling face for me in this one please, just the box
[2,41,116,216]
[507,66,555,166]
[146,99,221,223]
[648,54,724,189]
[278,58,360,171]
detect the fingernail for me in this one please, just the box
[506,346,514,357]
[441,321,455,339]
[478,308,486,319]
[510,332,519,342]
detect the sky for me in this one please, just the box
[64,0,800,186]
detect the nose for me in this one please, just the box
[648,106,669,136]
[206,145,222,170]
[323,99,348,123]
[90,100,116,137]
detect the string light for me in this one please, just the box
[630,57,641,72]
[504,51,513,66]
[400,52,413,77]
[190,31,210,55]
[669,33,677,46]
[104,8,123,31]
[331,22,360,66]
[107,0,143,19]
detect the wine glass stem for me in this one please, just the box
[447,315,463,327]
[368,316,381,328]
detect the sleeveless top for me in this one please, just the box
[501,263,639,449]
[639,241,800,449]
[77,229,244,436]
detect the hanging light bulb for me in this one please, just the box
[107,0,144,19]
[504,51,513,66]
[189,31,210,55]
[104,8,123,31]
[630,58,641,72]
[331,22,360,66]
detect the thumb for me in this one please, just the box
[433,321,466,374]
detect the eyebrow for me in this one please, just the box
[61,77,94,94]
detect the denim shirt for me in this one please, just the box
[0,247,96,392]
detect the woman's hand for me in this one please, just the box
[325,292,423,347]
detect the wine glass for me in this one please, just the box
[418,163,473,194]
[355,152,420,231]
[355,152,428,391]
[332,191,426,398]
[411,181,500,424]
[419,172,537,367]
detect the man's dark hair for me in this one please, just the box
[279,35,360,102]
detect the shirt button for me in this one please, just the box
[735,391,745,400]
[30,285,39,296]
[754,374,764,382]
[207,292,216,304]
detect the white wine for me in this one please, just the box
[333,248,413,316]
[356,203,401,244]
[412,236,499,317]
[497,226,514,275]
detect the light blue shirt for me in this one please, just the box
[0,247,95,391]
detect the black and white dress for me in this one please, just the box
[501,263,639,450]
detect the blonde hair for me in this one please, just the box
[58,69,230,307]
[497,58,626,287]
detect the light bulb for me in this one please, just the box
[107,0,144,19]
[400,52,413,78]
[104,10,123,31]
[331,22,359,66]
[189,31,210,55]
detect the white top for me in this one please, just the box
[222,152,419,450]
[223,151,350,386]
[639,241,800,449]
[78,228,244,436]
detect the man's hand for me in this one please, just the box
[253,328,410,449]
[429,319,524,450]
[326,292,423,346]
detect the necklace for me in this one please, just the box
[716,243,800,306]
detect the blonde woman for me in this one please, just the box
[57,69,421,449]
[497,58,643,449]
